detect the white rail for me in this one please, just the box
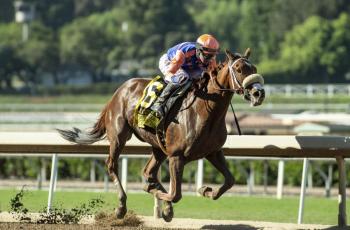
[0,132,349,227]
[265,84,350,97]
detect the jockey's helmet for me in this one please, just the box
[196,34,220,64]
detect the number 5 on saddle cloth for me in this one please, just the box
[134,75,191,130]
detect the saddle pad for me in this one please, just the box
[134,76,166,129]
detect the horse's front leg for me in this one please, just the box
[155,155,184,203]
[198,150,235,200]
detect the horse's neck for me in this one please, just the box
[207,65,232,99]
[196,65,233,120]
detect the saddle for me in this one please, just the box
[134,76,191,131]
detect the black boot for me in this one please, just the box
[151,83,180,118]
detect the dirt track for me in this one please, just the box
[0,212,342,230]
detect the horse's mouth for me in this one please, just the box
[244,83,265,107]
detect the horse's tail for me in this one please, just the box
[57,105,108,145]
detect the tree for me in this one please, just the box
[119,0,196,67]
[189,0,240,60]
[238,0,350,63]
[321,13,350,81]
[60,9,121,82]
[259,13,350,83]
[0,22,58,89]
[32,0,75,30]
[0,0,14,23]
[0,23,22,90]
[0,45,25,90]
[29,0,120,30]
[74,0,118,17]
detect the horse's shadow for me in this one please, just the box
[200,224,259,230]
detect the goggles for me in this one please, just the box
[198,49,216,62]
[202,51,215,60]
[196,43,218,62]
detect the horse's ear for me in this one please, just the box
[244,48,251,59]
[225,49,235,60]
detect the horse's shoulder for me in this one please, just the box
[190,75,209,93]
[121,77,152,91]
[125,77,152,85]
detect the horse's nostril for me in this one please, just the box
[253,91,260,97]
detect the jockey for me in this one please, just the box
[152,34,220,119]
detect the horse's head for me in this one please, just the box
[210,48,265,106]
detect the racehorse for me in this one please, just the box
[57,48,265,222]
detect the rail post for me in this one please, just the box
[298,158,309,224]
[336,156,347,227]
[276,160,284,199]
[47,154,58,213]
[263,160,269,195]
[248,161,254,195]
[196,159,204,195]
[326,164,333,197]
[90,159,96,183]
[121,156,128,191]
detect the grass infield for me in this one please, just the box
[0,189,349,225]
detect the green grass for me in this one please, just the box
[0,189,348,225]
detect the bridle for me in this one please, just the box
[210,57,250,95]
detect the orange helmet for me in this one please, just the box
[196,34,220,54]
[196,34,219,64]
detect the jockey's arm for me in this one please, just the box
[167,50,185,76]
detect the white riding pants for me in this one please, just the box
[159,54,202,85]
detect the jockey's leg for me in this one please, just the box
[155,54,189,119]
[151,82,180,118]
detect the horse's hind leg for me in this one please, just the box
[143,148,173,222]
[105,118,132,219]
[198,150,235,200]
[143,148,167,193]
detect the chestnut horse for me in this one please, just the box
[58,49,265,222]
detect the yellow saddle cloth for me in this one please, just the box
[134,76,166,130]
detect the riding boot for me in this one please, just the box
[151,83,180,119]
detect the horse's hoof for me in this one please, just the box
[115,206,127,219]
[162,205,174,222]
[198,186,212,197]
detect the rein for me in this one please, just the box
[230,101,242,135]
[210,58,245,136]
[209,58,246,94]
